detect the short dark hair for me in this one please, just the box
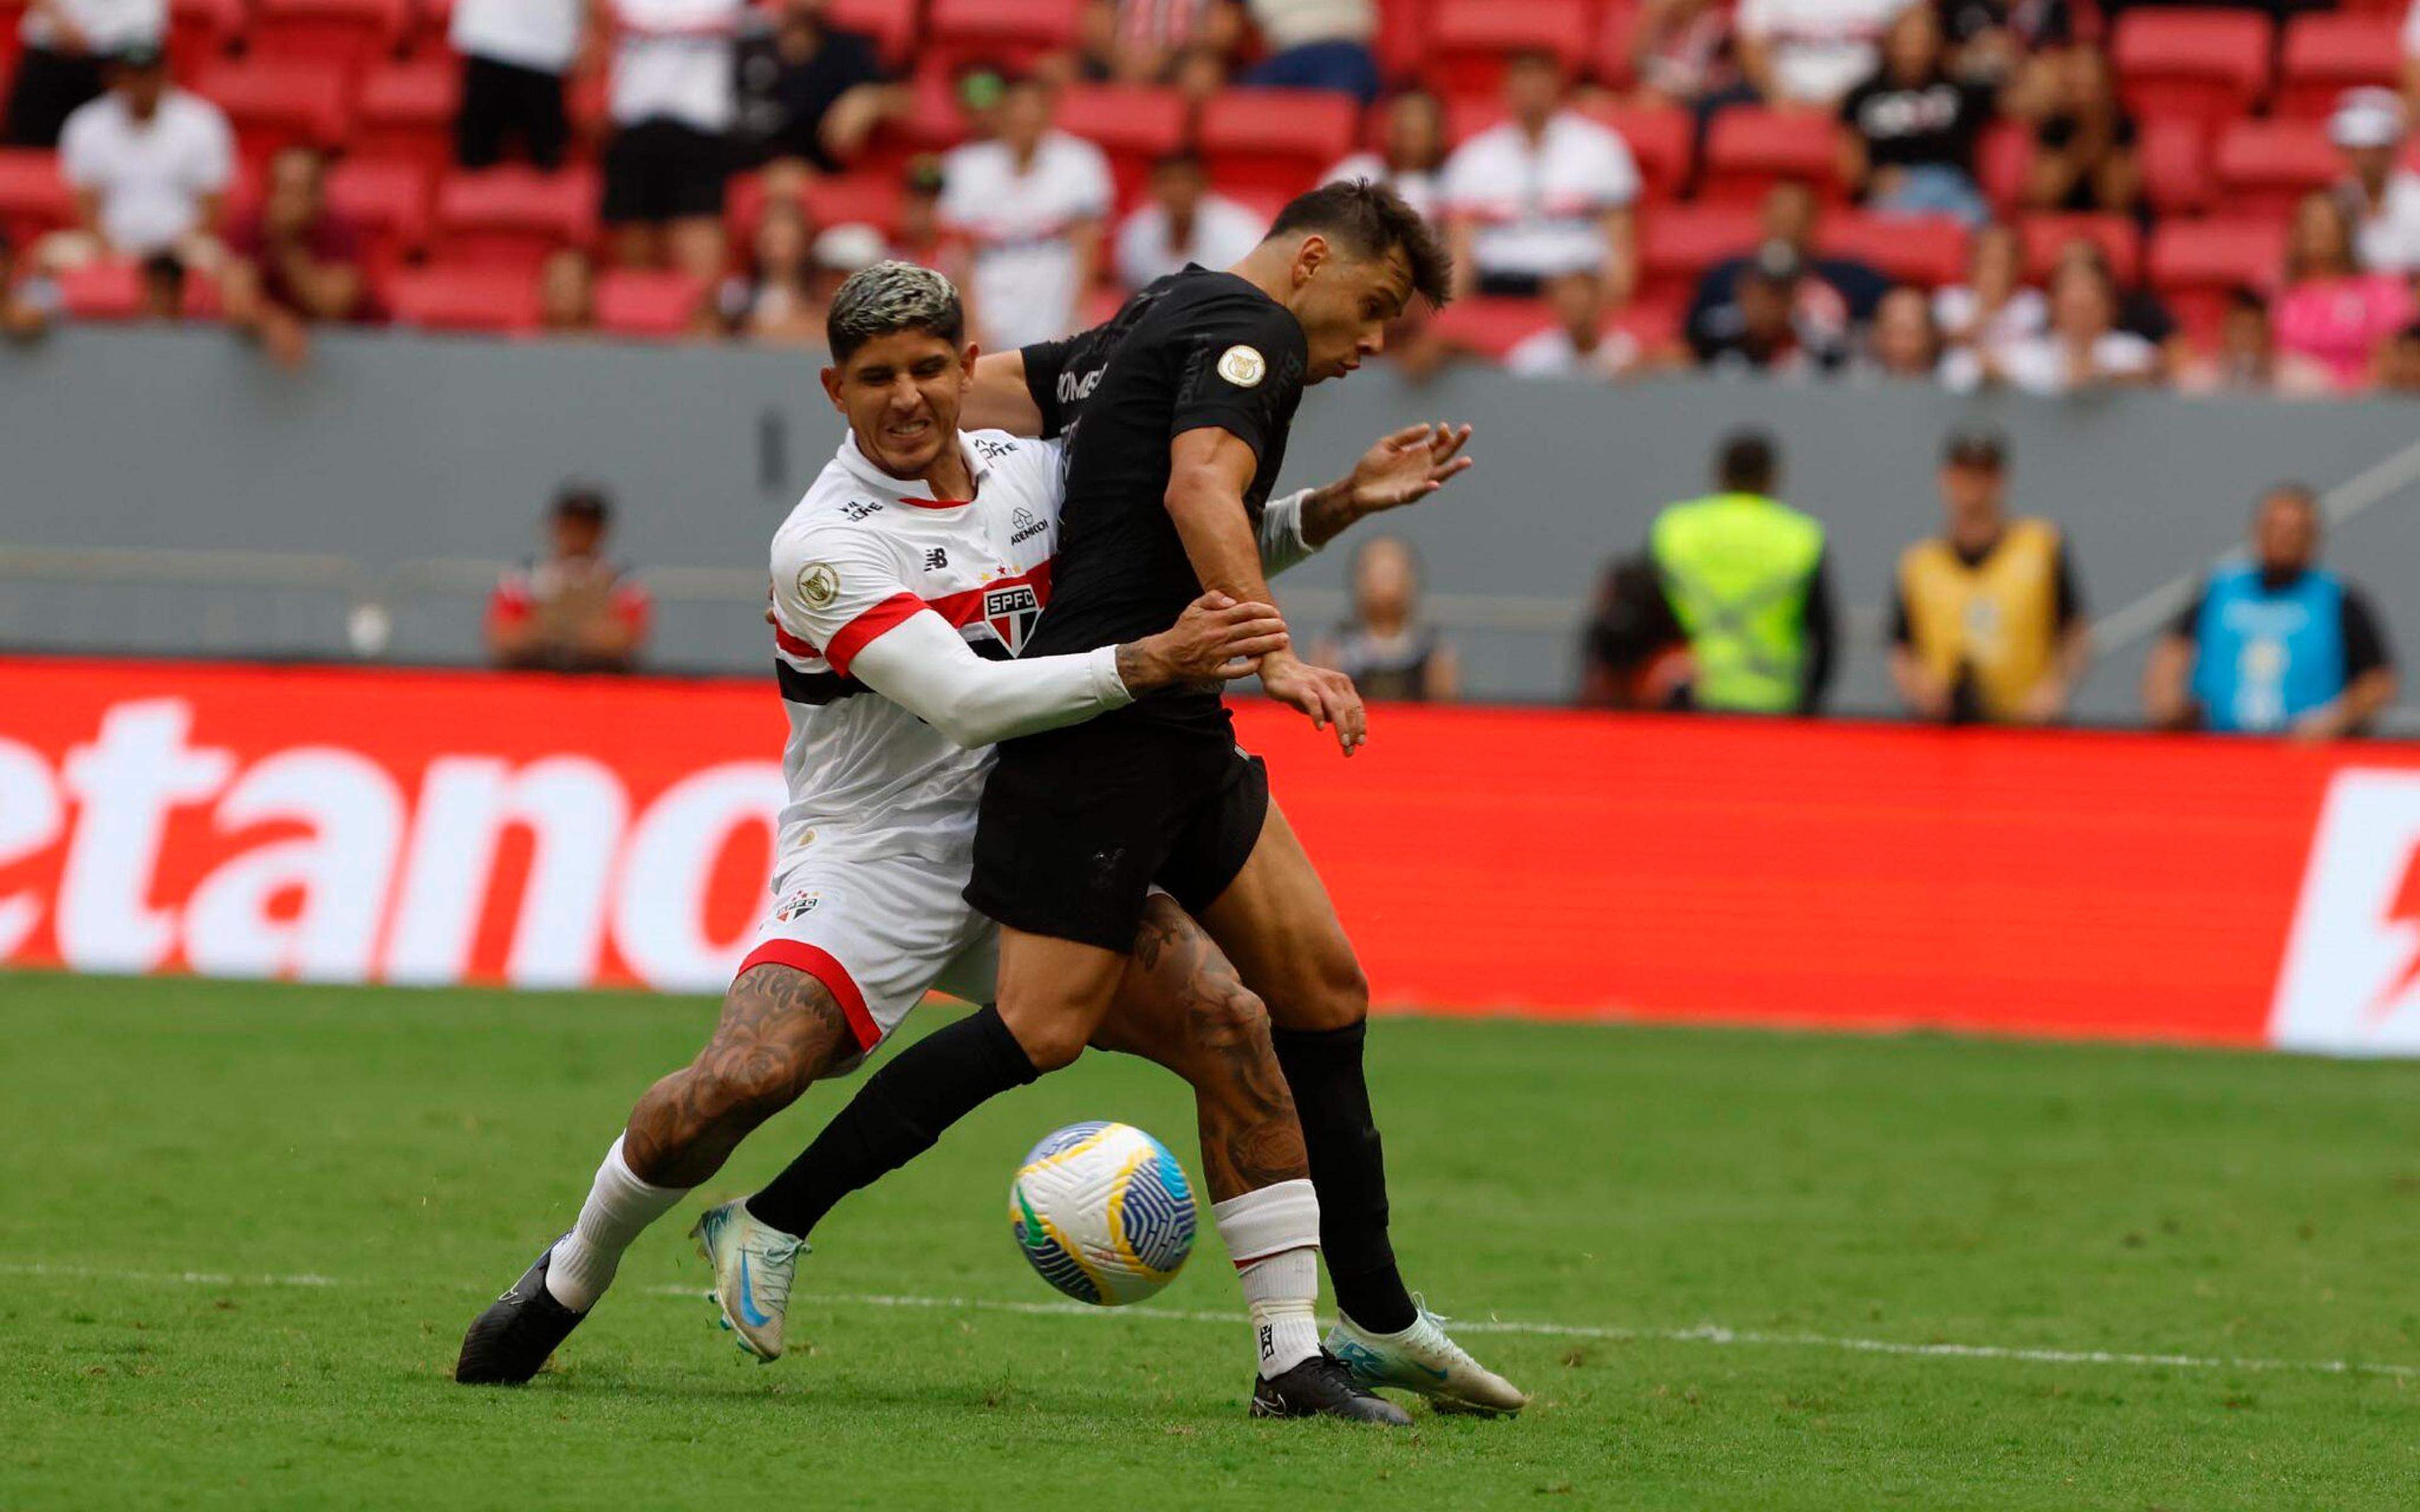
[1266,179,1453,310]
[1717,429,1778,494]
[554,482,611,523]
[825,260,965,364]
[1152,148,1207,175]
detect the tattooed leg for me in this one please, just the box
[621,963,857,1189]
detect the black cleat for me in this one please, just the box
[1249,1350,1414,1425]
[454,1239,589,1385]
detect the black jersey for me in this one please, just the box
[1018,265,1308,733]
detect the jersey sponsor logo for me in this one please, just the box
[1010,507,1048,545]
[972,437,1017,460]
[983,582,1042,655]
[771,888,821,924]
[1217,345,1267,387]
[797,562,840,608]
[1056,366,1105,404]
[923,548,949,572]
[2270,770,2420,1055]
[839,498,884,522]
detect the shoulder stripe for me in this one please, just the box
[824,593,927,674]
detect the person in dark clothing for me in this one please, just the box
[1839,3,1995,225]
[735,0,904,173]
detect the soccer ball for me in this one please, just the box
[1009,1121,1197,1305]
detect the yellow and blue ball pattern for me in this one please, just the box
[1009,1121,1197,1306]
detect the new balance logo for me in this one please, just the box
[923,548,948,571]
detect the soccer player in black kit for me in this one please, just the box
[735,182,1527,1422]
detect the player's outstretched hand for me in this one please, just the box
[1122,592,1291,692]
[1259,650,1367,756]
[1347,421,1474,514]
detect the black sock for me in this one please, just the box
[1270,1020,1417,1334]
[747,1005,1039,1239]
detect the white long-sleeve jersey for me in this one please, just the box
[767,427,1312,879]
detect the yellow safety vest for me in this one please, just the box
[1649,492,1827,714]
[1896,520,2062,722]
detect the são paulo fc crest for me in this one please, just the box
[984,583,1042,655]
[773,888,821,924]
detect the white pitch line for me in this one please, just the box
[7,1260,2414,1383]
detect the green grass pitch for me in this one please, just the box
[8,972,2420,1509]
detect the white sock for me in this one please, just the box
[544,1135,689,1313]
[1213,1179,1322,1379]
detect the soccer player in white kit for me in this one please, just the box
[456,263,1477,1419]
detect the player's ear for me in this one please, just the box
[959,342,981,390]
[1293,233,1330,287]
[819,365,844,411]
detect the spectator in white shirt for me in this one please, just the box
[1321,87,1448,223]
[452,0,587,171]
[1857,284,1943,381]
[1115,149,1267,292]
[1942,255,2157,395]
[938,74,1113,350]
[40,45,228,272]
[2329,88,2420,277]
[1737,0,1909,111]
[3,0,160,147]
[1933,221,2043,355]
[1506,268,1642,378]
[602,0,742,282]
[1440,50,1640,300]
[1238,0,1381,104]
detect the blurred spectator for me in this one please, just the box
[4,0,162,147]
[2027,45,2138,215]
[451,0,584,170]
[1887,425,2089,724]
[2051,236,2174,352]
[38,45,228,274]
[487,484,654,673]
[892,155,950,265]
[719,197,823,342]
[1077,0,1245,91]
[2145,483,2395,738]
[2177,287,2281,396]
[602,0,743,283]
[1577,554,1690,708]
[1506,269,1643,377]
[1648,428,1836,713]
[1628,0,1737,110]
[1313,536,1457,701]
[2378,320,2420,393]
[220,146,369,370]
[135,248,185,316]
[0,232,54,338]
[1937,0,2068,94]
[939,75,1112,350]
[539,246,599,333]
[1238,0,1381,104]
[1440,50,1640,301]
[1322,88,1448,222]
[1933,220,2043,353]
[1838,4,1993,225]
[1857,284,1942,379]
[1690,239,1850,376]
[1942,255,2157,394]
[1115,149,1266,292]
[2328,88,2420,277]
[738,0,906,175]
[2274,190,2416,393]
[1689,181,1888,341]
[1735,0,1908,112]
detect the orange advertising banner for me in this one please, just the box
[4,656,2420,1055]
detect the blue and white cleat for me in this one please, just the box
[690,1200,807,1362]
[1326,1299,1530,1416]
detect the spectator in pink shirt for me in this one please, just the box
[2273,189,2416,392]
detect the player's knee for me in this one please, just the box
[1281,951,1368,1031]
[693,1057,814,1128]
[1016,1020,1090,1074]
[1197,979,1274,1053]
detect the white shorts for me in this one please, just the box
[732,850,1000,1067]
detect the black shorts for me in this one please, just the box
[3,46,105,149]
[965,719,1270,954]
[456,54,569,171]
[601,120,729,225]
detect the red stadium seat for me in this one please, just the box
[1199,89,1359,197]
[596,268,708,336]
[1427,295,1553,359]
[1700,107,1842,205]
[2020,212,2140,285]
[924,0,1084,74]
[326,156,434,268]
[2112,9,2272,133]
[1637,202,1762,304]
[824,0,919,69]
[1053,85,1189,208]
[1975,118,2031,217]
[1577,103,1691,203]
[2148,217,2287,345]
[246,0,410,76]
[1593,0,1639,92]
[403,0,456,55]
[0,148,75,246]
[2213,118,2340,219]
[434,164,597,272]
[1423,0,1593,97]
[355,57,461,175]
[1373,0,1430,81]
[54,260,146,319]
[2276,14,2404,120]
[168,0,246,81]
[1818,214,1968,288]
[385,261,541,331]
[2137,117,2207,219]
[800,171,904,236]
[197,58,355,161]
